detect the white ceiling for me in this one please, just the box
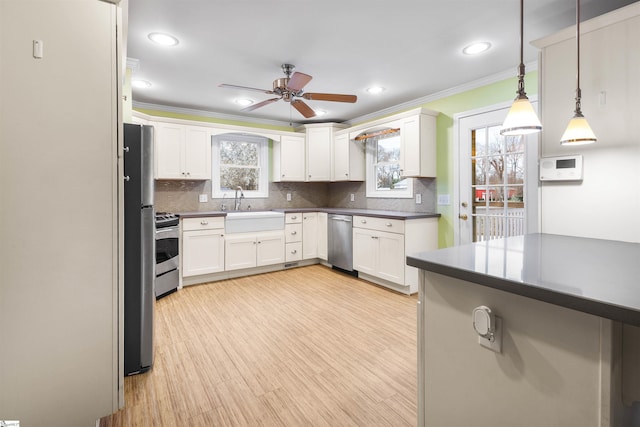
[127,0,638,126]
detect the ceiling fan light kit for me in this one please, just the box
[219,63,357,119]
[500,0,542,136]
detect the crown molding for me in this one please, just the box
[131,101,301,128]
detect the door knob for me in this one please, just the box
[459,214,468,221]
[461,202,468,207]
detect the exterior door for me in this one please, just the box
[457,104,539,245]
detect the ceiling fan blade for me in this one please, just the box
[286,72,313,91]
[302,93,357,103]
[241,97,280,112]
[218,83,274,95]
[291,99,316,118]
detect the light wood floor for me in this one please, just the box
[101,264,418,426]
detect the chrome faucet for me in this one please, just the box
[234,186,244,211]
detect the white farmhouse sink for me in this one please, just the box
[225,211,285,233]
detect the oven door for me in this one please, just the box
[155,226,179,275]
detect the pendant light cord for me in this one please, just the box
[517,0,526,97]
[574,0,583,116]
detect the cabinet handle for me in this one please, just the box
[291,249,297,254]
[291,231,297,235]
[291,216,297,220]
[123,175,130,182]
[361,219,367,224]
[123,146,129,153]
[186,172,191,176]
[386,222,392,227]
[372,236,379,239]
[257,241,261,244]
[200,220,208,225]
[253,241,257,245]
[282,174,285,177]
[345,173,349,176]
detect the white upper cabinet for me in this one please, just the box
[272,134,306,182]
[305,126,332,181]
[154,122,211,180]
[399,113,437,178]
[332,132,365,181]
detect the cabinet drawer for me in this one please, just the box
[286,242,303,262]
[353,215,405,234]
[285,223,302,243]
[285,213,302,224]
[182,216,225,231]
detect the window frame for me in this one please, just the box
[364,129,414,198]
[211,133,269,199]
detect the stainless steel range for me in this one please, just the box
[155,212,179,299]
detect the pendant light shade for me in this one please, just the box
[560,0,596,145]
[500,0,542,136]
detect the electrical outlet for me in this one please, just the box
[350,193,355,202]
[416,193,422,204]
[286,193,292,201]
[199,194,208,203]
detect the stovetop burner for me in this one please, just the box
[155,212,179,228]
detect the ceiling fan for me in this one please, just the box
[218,63,357,118]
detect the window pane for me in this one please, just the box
[487,125,504,156]
[376,135,400,163]
[220,140,258,166]
[487,155,504,185]
[220,167,259,191]
[505,153,524,184]
[506,186,524,202]
[375,164,403,190]
[505,135,524,154]
[473,157,486,185]
[473,129,486,156]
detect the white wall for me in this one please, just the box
[536,4,640,243]
[0,1,120,425]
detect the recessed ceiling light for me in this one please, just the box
[132,79,152,89]
[366,86,385,95]
[148,32,179,46]
[462,41,491,55]
[235,98,253,106]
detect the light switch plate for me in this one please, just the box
[199,194,208,203]
[350,193,355,202]
[416,193,422,204]
[286,193,292,201]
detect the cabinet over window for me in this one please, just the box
[154,122,211,180]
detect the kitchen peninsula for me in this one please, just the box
[408,233,640,426]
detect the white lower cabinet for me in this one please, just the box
[352,215,438,294]
[302,212,318,259]
[225,231,284,271]
[317,212,328,261]
[182,217,225,277]
[353,227,404,285]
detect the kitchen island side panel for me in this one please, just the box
[418,271,616,427]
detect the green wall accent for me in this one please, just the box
[134,107,295,132]
[421,72,538,248]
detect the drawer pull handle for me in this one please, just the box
[386,222,392,227]
[291,250,297,254]
[291,216,297,220]
[372,236,379,239]
[291,231,297,235]
[201,220,209,225]
[361,219,367,224]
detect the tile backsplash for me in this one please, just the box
[155,178,436,214]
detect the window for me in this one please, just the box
[365,129,413,198]
[212,133,269,198]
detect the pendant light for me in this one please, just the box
[500,0,542,136]
[560,0,597,145]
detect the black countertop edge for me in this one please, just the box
[406,256,640,327]
[177,208,440,220]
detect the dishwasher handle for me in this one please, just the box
[330,216,352,222]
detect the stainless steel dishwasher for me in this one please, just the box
[328,214,354,272]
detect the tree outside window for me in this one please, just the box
[212,133,269,198]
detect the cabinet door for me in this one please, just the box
[225,235,257,271]
[317,212,328,261]
[256,232,285,266]
[155,123,184,179]
[279,135,306,181]
[306,127,331,181]
[182,230,224,276]
[302,212,318,259]
[184,126,211,179]
[376,231,405,285]
[400,116,421,177]
[332,133,350,181]
[353,228,377,275]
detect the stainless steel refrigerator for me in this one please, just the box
[123,123,155,375]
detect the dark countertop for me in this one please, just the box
[406,233,640,326]
[177,208,440,220]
